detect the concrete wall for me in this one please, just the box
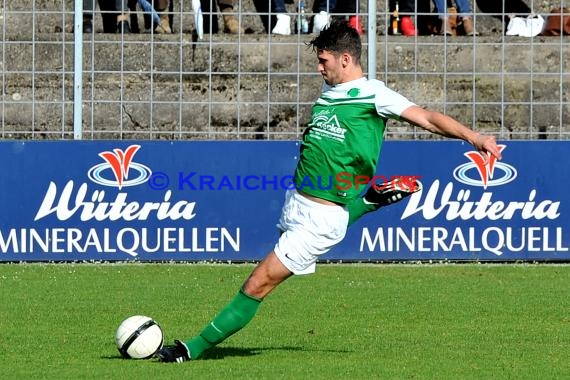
[1,1,568,140]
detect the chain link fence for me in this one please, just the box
[1,0,569,140]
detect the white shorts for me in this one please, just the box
[274,189,349,275]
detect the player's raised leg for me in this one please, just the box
[347,176,422,226]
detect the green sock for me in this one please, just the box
[347,197,379,226]
[184,288,262,359]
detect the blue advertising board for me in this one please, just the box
[0,140,567,262]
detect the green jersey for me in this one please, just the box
[294,77,415,204]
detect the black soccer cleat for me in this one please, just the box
[156,340,191,363]
[364,177,422,207]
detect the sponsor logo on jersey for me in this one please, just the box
[312,114,346,142]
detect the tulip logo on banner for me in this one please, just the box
[452,145,516,189]
[360,142,567,258]
[87,145,152,190]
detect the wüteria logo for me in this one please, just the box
[87,145,152,190]
[452,145,516,189]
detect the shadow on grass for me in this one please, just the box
[201,345,352,360]
[103,345,351,361]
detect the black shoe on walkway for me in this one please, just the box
[83,19,93,33]
[117,21,131,34]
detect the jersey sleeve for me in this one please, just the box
[371,79,416,120]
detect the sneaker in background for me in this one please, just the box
[159,14,172,34]
[117,20,131,34]
[312,11,329,33]
[223,14,243,34]
[272,14,291,35]
[83,18,93,33]
[400,16,417,36]
[348,15,363,35]
[461,17,478,36]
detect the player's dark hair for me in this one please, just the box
[308,19,362,65]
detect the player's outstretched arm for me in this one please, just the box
[400,105,502,163]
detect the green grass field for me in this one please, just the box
[1,263,569,379]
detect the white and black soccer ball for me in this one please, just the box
[115,315,164,359]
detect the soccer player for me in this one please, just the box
[157,19,502,363]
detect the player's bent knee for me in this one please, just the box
[242,277,270,299]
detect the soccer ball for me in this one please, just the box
[115,315,164,359]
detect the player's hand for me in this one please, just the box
[472,133,502,164]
